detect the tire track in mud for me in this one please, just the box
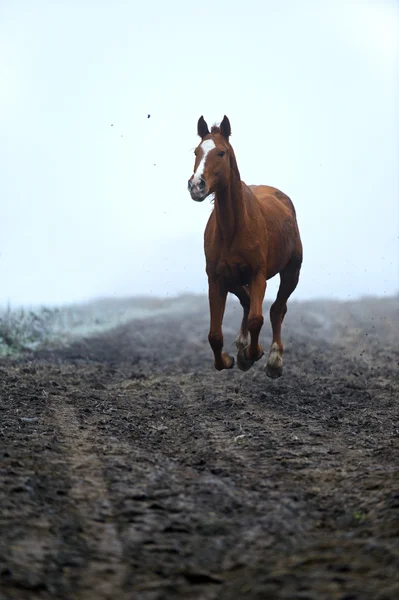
[71,377,228,596]
[50,398,128,600]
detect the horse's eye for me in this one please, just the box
[218,151,225,157]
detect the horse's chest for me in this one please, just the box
[215,257,251,285]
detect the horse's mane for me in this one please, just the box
[211,125,221,134]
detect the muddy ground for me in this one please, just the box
[0,295,398,600]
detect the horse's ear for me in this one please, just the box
[220,115,231,139]
[197,116,210,138]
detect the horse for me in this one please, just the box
[187,115,303,378]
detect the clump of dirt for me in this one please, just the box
[0,296,398,599]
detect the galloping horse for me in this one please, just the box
[188,116,303,377]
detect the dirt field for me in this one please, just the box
[1,295,398,600]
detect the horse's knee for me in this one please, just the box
[248,314,264,332]
[208,332,223,352]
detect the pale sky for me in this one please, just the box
[1,0,398,307]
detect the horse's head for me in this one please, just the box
[188,115,232,202]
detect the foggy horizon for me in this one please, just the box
[1,0,398,308]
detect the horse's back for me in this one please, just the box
[248,185,297,219]
[248,184,302,273]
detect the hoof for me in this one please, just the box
[225,353,235,370]
[215,353,235,371]
[265,363,283,379]
[237,345,264,372]
[265,344,283,379]
[237,346,254,371]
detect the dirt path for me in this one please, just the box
[1,298,398,599]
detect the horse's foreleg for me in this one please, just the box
[266,264,300,378]
[237,273,266,371]
[208,278,234,371]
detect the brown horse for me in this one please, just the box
[188,116,303,377]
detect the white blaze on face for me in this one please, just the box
[192,139,215,185]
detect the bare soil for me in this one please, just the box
[1,296,398,600]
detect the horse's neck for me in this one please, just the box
[214,165,247,247]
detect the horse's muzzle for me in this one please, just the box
[188,177,208,202]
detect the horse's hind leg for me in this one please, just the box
[266,263,300,378]
[230,285,250,351]
[235,273,266,371]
